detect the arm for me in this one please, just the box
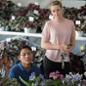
[8,68,15,80]
[41,22,60,50]
[8,65,17,80]
[41,40,60,50]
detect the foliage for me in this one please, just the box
[46,71,83,86]
[7,16,28,31]
[47,70,63,86]
[0,1,49,32]
[0,65,19,86]
[63,72,82,86]
[0,0,26,31]
[0,1,86,32]
[0,77,20,86]
[19,72,45,86]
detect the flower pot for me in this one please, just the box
[29,28,36,33]
[0,27,4,31]
[24,28,36,33]
[24,27,30,33]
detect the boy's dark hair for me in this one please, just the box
[18,45,32,55]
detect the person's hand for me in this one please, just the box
[60,44,71,54]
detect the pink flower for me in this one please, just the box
[49,71,63,80]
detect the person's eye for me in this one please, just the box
[21,52,31,56]
[27,52,31,55]
[52,10,55,13]
[57,9,60,11]
[21,53,25,56]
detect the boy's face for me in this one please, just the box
[19,48,33,65]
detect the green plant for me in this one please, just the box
[0,77,20,86]
[45,79,62,86]
[48,71,63,86]
[19,72,45,86]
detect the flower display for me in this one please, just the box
[19,72,45,86]
[0,76,20,86]
[19,3,50,32]
[0,1,50,32]
[0,0,86,32]
[63,72,82,86]
[47,71,63,86]
[49,70,63,80]
[46,71,84,86]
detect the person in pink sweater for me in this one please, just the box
[41,0,76,79]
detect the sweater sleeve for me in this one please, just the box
[8,67,16,80]
[42,21,50,42]
[8,64,18,80]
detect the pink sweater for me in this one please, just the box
[42,19,75,62]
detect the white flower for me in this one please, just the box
[11,15,15,20]
[28,17,34,22]
[34,10,39,15]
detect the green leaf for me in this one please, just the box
[19,76,30,86]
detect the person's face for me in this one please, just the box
[50,5,63,18]
[19,48,33,65]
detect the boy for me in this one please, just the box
[9,45,44,86]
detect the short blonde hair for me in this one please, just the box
[49,0,62,8]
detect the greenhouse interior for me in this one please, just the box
[0,0,86,86]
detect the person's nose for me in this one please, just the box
[25,54,30,57]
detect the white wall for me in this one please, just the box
[62,0,86,9]
[11,0,86,8]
